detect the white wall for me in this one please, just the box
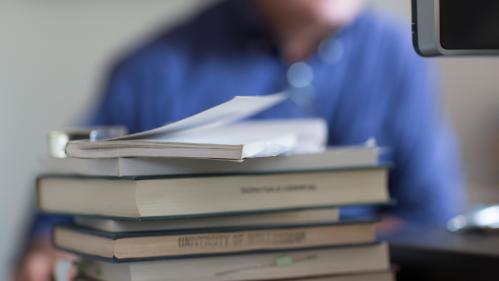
[0,0,213,277]
[1,0,499,277]
[371,0,499,203]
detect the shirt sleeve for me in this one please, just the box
[28,213,72,238]
[384,43,465,226]
[87,61,144,132]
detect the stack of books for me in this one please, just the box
[37,94,393,281]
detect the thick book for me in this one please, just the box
[74,243,389,280]
[73,209,339,233]
[37,167,388,219]
[280,272,393,281]
[40,146,380,177]
[66,94,328,160]
[76,272,393,281]
[53,220,377,261]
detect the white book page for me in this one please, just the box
[146,119,326,147]
[109,93,288,141]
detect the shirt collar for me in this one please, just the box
[223,0,367,59]
[225,0,279,55]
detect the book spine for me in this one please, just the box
[135,169,387,217]
[114,224,374,259]
[177,228,306,249]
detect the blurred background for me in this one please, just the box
[1,0,499,277]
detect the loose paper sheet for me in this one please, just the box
[108,92,288,141]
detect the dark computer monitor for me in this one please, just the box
[413,0,499,57]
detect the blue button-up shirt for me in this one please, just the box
[33,0,464,234]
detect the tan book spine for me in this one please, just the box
[55,223,375,259]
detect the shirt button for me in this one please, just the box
[287,62,314,88]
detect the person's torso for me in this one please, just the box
[119,0,412,148]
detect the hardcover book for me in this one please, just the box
[53,220,377,261]
[76,272,393,281]
[73,209,340,233]
[37,167,388,219]
[74,243,389,280]
[40,146,380,177]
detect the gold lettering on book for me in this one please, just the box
[240,184,317,194]
[178,234,231,248]
[247,231,306,245]
[177,230,307,249]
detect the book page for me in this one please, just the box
[146,119,327,150]
[109,93,288,141]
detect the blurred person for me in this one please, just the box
[13,0,464,280]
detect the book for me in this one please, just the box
[277,272,394,281]
[73,209,339,233]
[76,272,393,281]
[65,94,328,160]
[74,243,389,280]
[40,146,380,177]
[66,120,326,160]
[37,167,388,219]
[54,220,377,261]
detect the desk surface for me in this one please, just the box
[384,225,499,281]
[384,225,499,257]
